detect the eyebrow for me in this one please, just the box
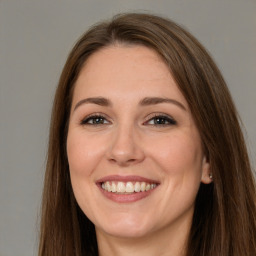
[73,97,112,111]
[73,96,186,112]
[139,97,187,111]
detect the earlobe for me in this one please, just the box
[201,157,213,184]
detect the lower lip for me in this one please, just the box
[98,185,157,203]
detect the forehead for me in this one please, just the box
[82,45,171,80]
[73,45,187,108]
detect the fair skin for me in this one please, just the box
[67,45,212,256]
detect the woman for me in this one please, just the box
[38,13,256,256]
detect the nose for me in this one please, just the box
[106,125,145,166]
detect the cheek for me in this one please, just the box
[66,131,106,177]
[66,131,105,217]
[150,133,203,215]
[148,132,203,179]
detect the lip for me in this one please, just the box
[96,175,160,203]
[96,175,159,184]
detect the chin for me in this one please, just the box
[96,216,154,239]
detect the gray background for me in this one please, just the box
[0,0,255,255]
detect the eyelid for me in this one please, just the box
[79,112,176,126]
[80,112,111,125]
[143,113,177,126]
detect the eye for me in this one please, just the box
[80,114,110,125]
[144,114,177,126]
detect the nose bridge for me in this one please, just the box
[107,120,144,165]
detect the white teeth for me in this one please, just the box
[141,182,146,192]
[117,182,126,193]
[151,184,156,189]
[134,182,141,192]
[125,182,134,192]
[105,181,111,192]
[101,181,157,193]
[111,183,117,192]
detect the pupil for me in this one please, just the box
[94,118,103,124]
[155,118,165,124]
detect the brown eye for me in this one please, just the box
[146,115,177,126]
[81,115,109,125]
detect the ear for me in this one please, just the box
[201,156,212,184]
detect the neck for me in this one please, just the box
[96,217,191,256]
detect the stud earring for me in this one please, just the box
[209,173,213,179]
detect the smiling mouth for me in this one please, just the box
[96,175,159,203]
[101,181,157,194]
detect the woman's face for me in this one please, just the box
[67,45,211,239]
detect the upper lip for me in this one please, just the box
[96,175,160,184]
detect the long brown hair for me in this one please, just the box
[38,13,256,256]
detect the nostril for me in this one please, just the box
[108,156,141,167]
[127,158,136,162]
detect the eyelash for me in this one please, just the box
[80,114,110,125]
[144,114,177,126]
[80,113,177,126]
